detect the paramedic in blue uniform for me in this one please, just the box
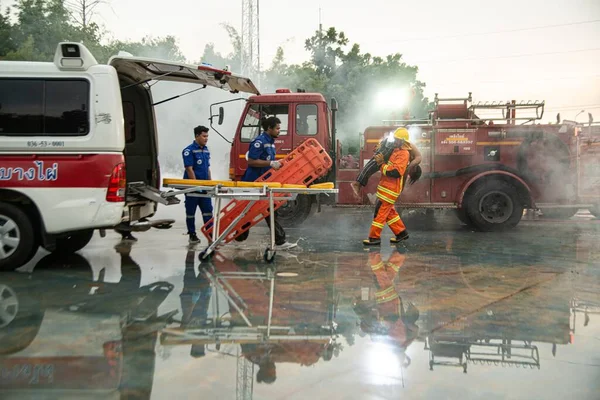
[236,116,295,249]
[182,125,213,244]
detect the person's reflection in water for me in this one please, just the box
[354,249,420,367]
[241,344,278,384]
[179,249,212,358]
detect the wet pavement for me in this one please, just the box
[1,206,599,399]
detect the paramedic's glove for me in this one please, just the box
[270,160,282,170]
[374,153,384,166]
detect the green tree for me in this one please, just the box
[198,23,241,71]
[0,5,15,58]
[105,35,186,63]
[262,27,432,155]
[10,0,78,60]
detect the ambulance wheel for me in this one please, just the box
[276,195,313,228]
[48,229,94,255]
[264,248,276,263]
[0,283,44,355]
[465,180,523,232]
[0,202,36,271]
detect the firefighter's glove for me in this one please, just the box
[270,160,282,170]
[374,153,385,166]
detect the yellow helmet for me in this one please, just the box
[393,127,409,141]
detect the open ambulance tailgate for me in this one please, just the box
[108,55,260,95]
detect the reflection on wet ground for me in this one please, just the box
[1,209,599,399]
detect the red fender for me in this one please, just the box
[456,170,535,208]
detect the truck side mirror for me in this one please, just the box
[330,98,338,111]
[218,107,224,125]
[589,112,594,125]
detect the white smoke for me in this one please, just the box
[150,82,246,181]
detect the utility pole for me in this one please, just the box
[241,0,260,86]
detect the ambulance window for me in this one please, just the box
[0,78,89,136]
[296,104,318,136]
[45,80,89,135]
[0,79,44,135]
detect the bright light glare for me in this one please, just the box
[376,88,409,110]
[366,342,403,385]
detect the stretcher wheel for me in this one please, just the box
[264,248,276,263]
[198,250,213,263]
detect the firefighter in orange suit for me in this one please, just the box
[363,127,411,246]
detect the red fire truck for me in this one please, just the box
[224,90,600,231]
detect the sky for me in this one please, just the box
[56,0,600,123]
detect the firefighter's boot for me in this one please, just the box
[390,230,409,244]
[363,237,381,246]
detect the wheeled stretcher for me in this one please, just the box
[161,180,337,262]
[162,138,336,263]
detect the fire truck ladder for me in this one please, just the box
[470,100,545,124]
[571,298,600,333]
[426,337,541,373]
[429,92,546,125]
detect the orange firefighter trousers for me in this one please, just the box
[368,147,409,239]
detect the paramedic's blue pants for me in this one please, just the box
[185,195,213,234]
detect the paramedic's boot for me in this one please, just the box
[189,233,200,244]
[121,232,137,241]
[390,230,409,244]
[362,237,381,246]
[350,182,362,199]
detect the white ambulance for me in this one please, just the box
[0,42,259,270]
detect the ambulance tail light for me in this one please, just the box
[106,163,126,202]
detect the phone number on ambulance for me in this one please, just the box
[26,141,65,148]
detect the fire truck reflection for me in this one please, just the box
[408,234,596,374]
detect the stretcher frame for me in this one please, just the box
[161,182,338,263]
[159,263,338,346]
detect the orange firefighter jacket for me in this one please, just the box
[376,146,410,204]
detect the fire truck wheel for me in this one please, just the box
[465,181,523,232]
[47,229,95,255]
[275,194,314,228]
[0,202,37,271]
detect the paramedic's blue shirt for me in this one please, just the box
[182,142,210,180]
[242,132,276,182]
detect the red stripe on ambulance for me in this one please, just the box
[0,154,124,188]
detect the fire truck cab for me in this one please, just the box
[227,89,338,225]
[0,42,259,270]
